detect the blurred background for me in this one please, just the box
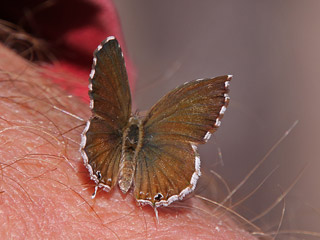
[113,0,320,237]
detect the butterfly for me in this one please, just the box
[80,36,231,210]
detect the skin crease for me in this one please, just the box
[0,44,259,239]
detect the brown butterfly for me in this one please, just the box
[80,36,231,211]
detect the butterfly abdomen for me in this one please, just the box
[118,117,143,193]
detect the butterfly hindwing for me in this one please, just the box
[134,139,199,207]
[134,76,231,206]
[81,37,131,190]
[82,117,122,189]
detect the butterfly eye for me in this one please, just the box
[96,171,102,180]
[154,193,163,201]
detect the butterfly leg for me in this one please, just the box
[154,206,159,224]
[91,185,98,199]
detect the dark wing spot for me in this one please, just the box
[96,171,102,180]
[154,193,163,201]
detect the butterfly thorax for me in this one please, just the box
[118,116,143,193]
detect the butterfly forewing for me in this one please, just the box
[90,37,131,129]
[144,76,230,144]
[134,76,231,206]
[81,37,132,190]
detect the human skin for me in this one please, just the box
[0,44,258,239]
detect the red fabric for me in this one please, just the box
[2,0,135,102]
[45,0,135,102]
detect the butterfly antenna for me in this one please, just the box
[91,185,98,199]
[212,137,224,167]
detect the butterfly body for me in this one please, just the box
[81,36,232,208]
[119,116,142,193]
